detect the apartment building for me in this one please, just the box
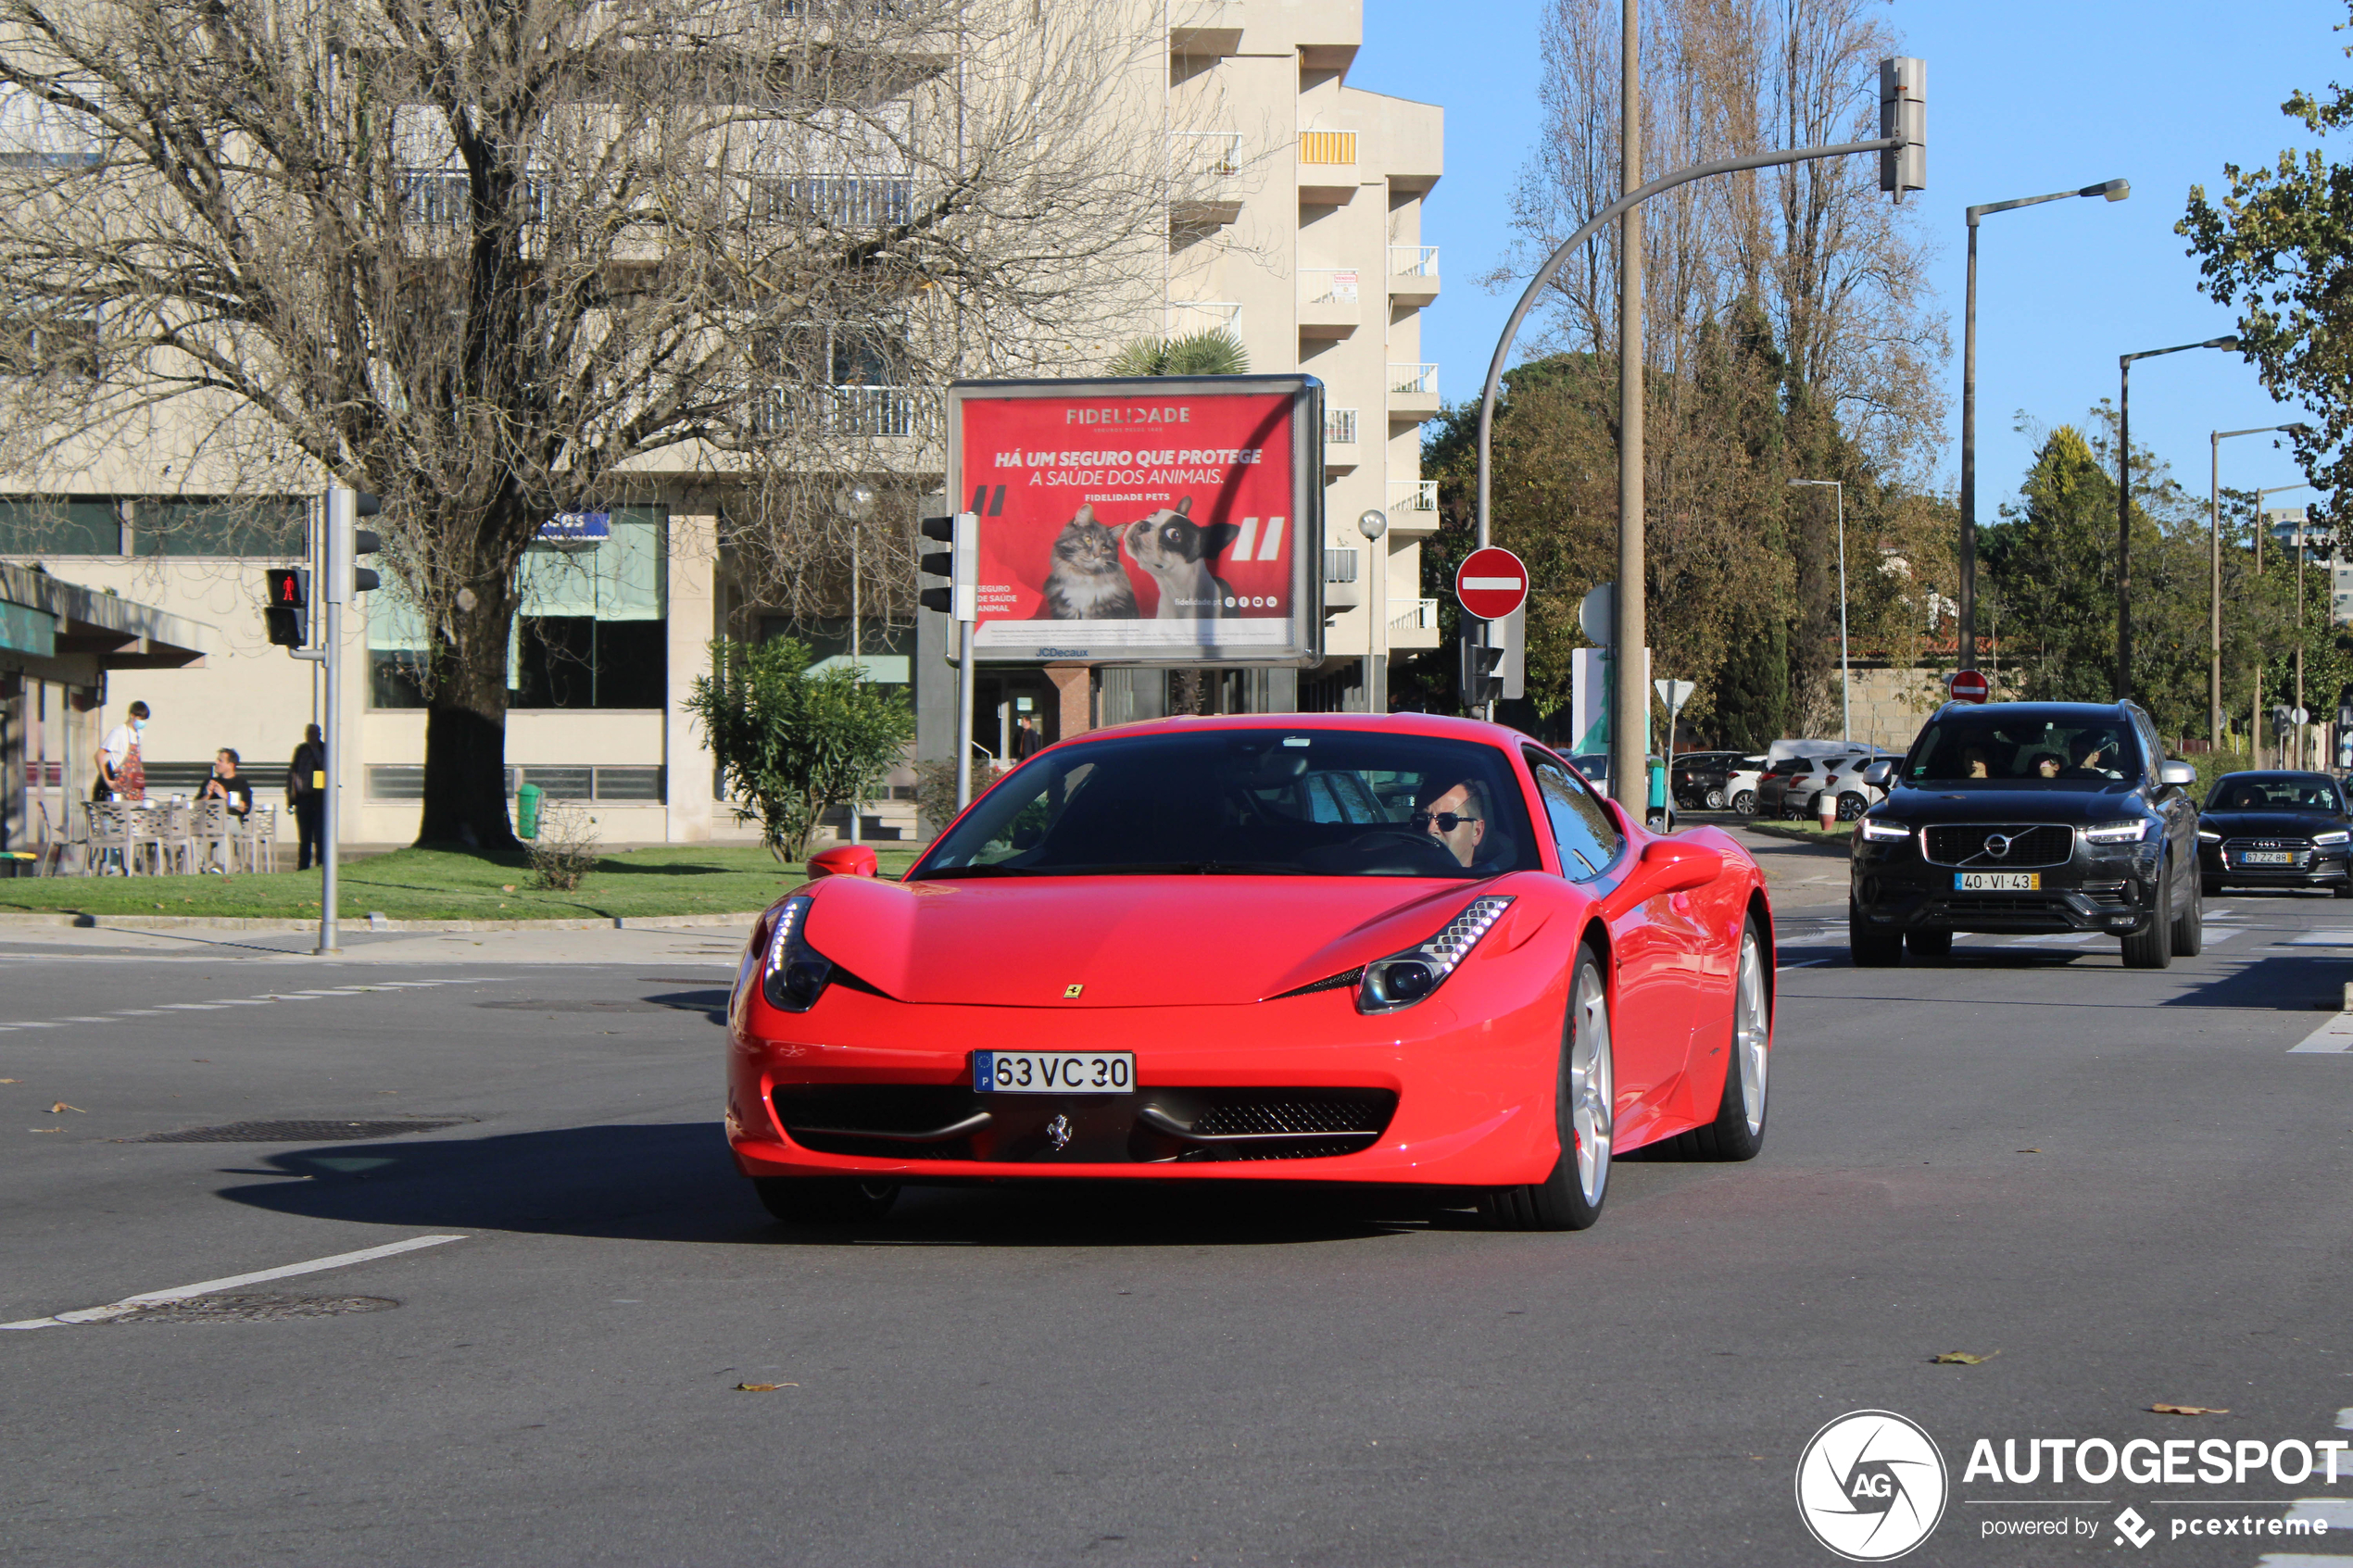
[0,0,1442,851]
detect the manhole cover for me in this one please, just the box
[473,999,661,1012]
[123,1117,475,1144]
[114,1293,398,1323]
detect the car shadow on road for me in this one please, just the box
[214,1122,1463,1247]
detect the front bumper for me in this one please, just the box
[2199,844,2353,887]
[1852,839,2159,935]
[724,960,1577,1190]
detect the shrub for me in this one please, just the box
[526,803,600,891]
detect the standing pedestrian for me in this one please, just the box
[289,723,326,871]
[1014,712,1044,759]
[95,701,148,801]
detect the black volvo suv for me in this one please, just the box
[1848,700,2203,969]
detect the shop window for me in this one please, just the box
[755,614,912,684]
[0,497,120,556]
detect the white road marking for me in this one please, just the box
[2289,1015,2353,1054]
[0,977,501,1032]
[2284,932,2353,946]
[2204,929,2244,943]
[2254,1555,2353,1566]
[0,1234,468,1330]
[2007,933,2101,947]
[156,1003,230,1010]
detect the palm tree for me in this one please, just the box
[1106,328,1249,377]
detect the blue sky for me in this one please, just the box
[1353,0,2345,517]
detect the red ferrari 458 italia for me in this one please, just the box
[724,713,1774,1231]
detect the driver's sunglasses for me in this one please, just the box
[1410,810,1480,834]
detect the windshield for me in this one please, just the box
[1904,712,2143,786]
[913,730,1542,880]
[2207,775,2342,811]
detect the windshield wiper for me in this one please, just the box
[911,862,1037,879]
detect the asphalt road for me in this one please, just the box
[5,890,2353,1567]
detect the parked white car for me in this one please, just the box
[1770,749,1898,821]
[1721,756,1771,815]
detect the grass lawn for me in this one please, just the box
[0,843,925,922]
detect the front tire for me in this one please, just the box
[1850,899,1904,967]
[752,1176,900,1226]
[2334,880,2353,900]
[1906,927,1953,960]
[2122,857,2175,970]
[1683,916,1770,1160]
[1482,944,1612,1232]
[1705,786,1726,810]
[1835,791,1868,822]
[2171,869,2203,956]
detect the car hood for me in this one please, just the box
[2197,810,2349,839]
[799,873,1529,1009]
[1877,783,2154,826]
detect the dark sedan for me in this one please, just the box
[2197,771,2353,898]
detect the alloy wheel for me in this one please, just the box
[1567,963,1614,1205]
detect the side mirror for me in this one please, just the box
[1861,759,1894,787]
[806,844,880,880]
[1603,837,1723,915]
[2158,761,2196,789]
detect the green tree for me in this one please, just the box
[1104,329,1250,377]
[686,638,917,863]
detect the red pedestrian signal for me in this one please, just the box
[265,568,308,608]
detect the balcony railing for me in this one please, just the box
[1301,268,1360,305]
[1167,300,1241,335]
[1390,362,1438,396]
[1324,547,1359,583]
[1170,131,1243,180]
[751,384,920,439]
[748,174,915,228]
[397,169,553,226]
[1390,478,1439,512]
[1325,408,1358,445]
[1393,597,1440,633]
[1389,245,1440,277]
[1299,130,1356,166]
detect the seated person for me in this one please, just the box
[2060,734,2123,780]
[1961,745,1991,780]
[202,748,254,819]
[2030,753,2063,779]
[1413,777,1494,869]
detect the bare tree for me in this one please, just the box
[0,0,1180,845]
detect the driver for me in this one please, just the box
[1413,778,1491,868]
[2062,734,2121,780]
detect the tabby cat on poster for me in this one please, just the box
[1039,503,1140,620]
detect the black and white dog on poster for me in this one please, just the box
[1124,498,1240,619]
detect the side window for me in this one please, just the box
[1528,752,1623,881]
[2133,712,2164,782]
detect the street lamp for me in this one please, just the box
[2208,425,2308,747]
[2250,480,2317,766]
[834,481,878,843]
[1789,479,1849,745]
[2116,335,2239,700]
[1959,178,2129,672]
[1357,508,1389,715]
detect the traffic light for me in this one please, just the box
[919,509,978,621]
[1878,56,1926,199]
[262,567,308,647]
[325,487,382,602]
[1460,633,1504,710]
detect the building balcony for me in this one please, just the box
[1170,132,1244,228]
[1389,363,1439,422]
[1391,596,1441,649]
[1169,0,1243,57]
[1323,546,1360,611]
[749,384,924,441]
[1387,478,1440,533]
[1298,268,1361,339]
[1297,129,1357,205]
[1389,245,1440,306]
[1324,406,1359,474]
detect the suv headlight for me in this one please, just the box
[1858,817,1912,843]
[2083,820,2155,845]
[2316,830,2351,847]
[761,895,834,1012]
[1359,896,1516,1014]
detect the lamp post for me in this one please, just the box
[1960,179,2129,672]
[835,481,877,844]
[2247,481,2314,766]
[1358,508,1389,714]
[1788,480,1848,744]
[2117,336,2239,700]
[2208,426,2307,747]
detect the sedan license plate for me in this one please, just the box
[1954,872,2039,892]
[973,1050,1134,1095]
[2238,850,2295,865]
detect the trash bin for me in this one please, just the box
[515,781,542,840]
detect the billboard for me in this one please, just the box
[944,374,1323,665]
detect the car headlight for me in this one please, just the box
[2197,828,2221,843]
[2082,820,2155,845]
[1858,817,1912,843]
[1358,895,1516,1015]
[761,895,834,1012]
[2316,830,2351,847]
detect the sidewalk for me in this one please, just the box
[0,920,758,966]
[1720,822,1851,909]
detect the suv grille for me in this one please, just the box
[1923,823,2075,868]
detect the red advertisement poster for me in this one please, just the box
[949,380,1316,662]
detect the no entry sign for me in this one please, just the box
[1455,547,1529,621]
[1947,669,1990,704]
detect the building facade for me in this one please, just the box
[0,1,1441,851]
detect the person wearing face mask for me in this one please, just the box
[96,701,149,802]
